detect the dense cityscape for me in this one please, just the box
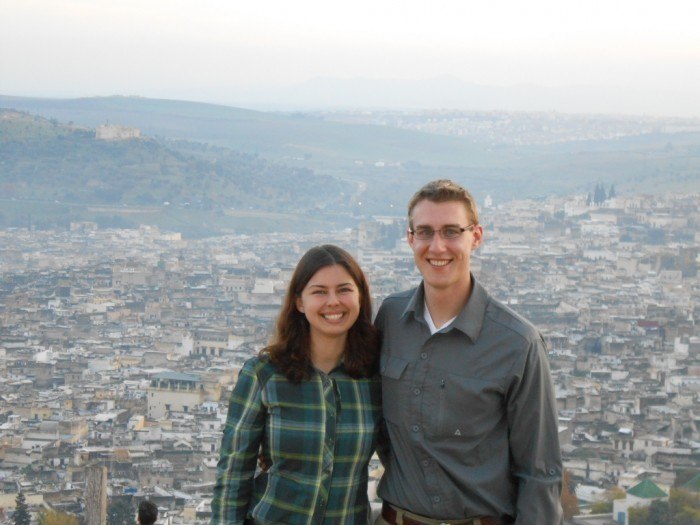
[1,189,699,524]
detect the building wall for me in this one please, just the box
[95,124,140,141]
[147,388,203,419]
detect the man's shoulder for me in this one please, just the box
[383,288,416,303]
[484,294,542,343]
[378,288,416,314]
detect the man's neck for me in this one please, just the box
[423,279,472,328]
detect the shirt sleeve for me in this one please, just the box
[373,303,391,467]
[210,359,266,525]
[506,335,564,525]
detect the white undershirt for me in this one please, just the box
[423,300,456,335]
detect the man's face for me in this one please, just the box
[408,199,482,294]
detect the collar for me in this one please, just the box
[401,273,488,343]
[309,360,347,377]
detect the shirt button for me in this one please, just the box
[549,468,556,475]
[421,459,430,467]
[420,352,428,359]
[411,425,420,433]
[413,388,421,395]
[432,496,441,503]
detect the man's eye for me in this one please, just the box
[416,228,433,237]
[442,228,460,237]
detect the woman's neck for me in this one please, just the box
[310,334,346,374]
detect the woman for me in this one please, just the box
[211,245,381,524]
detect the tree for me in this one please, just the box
[648,499,671,525]
[590,486,626,514]
[670,488,700,525]
[13,492,31,525]
[107,499,135,525]
[629,499,670,525]
[39,509,79,525]
[561,470,580,519]
[629,504,650,524]
[593,183,607,205]
[673,507,700,525]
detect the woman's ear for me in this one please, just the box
[296,297,304,313]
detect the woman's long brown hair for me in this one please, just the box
[260,244,378,383]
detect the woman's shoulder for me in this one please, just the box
[242,354,281,384]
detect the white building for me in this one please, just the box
[612,479,668,525]
[147,372,205,419]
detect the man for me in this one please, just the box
[375,179,563,525]
[137,500,158,525]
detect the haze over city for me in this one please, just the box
[2,0,700,116]
[2,1,700,524]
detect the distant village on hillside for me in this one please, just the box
[1,190,699,524]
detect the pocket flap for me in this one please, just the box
[381,356,408,379]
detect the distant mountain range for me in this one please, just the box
[1,95,700,236]
[0,94,491,167]
[216,76,700,118]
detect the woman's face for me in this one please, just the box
[295,264,361,341]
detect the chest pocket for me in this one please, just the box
[434,372,504,443]
[380,356,409,424]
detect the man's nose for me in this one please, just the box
[428,233,447,250]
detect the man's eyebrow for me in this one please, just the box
[414,223,461,228]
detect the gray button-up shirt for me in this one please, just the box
[376,277,563,524]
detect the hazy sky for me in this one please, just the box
[2,0,700,115]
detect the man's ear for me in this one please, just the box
[472,224,484,248]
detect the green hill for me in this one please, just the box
[2,95,700,233]
[0,110,356,236]
[0,95,496,168]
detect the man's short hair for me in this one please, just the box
[407,179,479,227]
[138,500,158,525]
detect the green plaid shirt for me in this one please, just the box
[211,356,382,525]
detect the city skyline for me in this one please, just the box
[1,190,698,522]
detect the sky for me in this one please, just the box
[2,0,700,116]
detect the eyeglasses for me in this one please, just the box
[408,224,477,241]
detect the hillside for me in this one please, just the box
[0,110,356,235]
[2,95,700,231]
[0,95,497,168]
